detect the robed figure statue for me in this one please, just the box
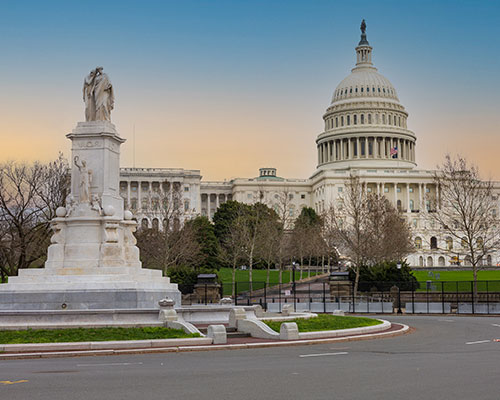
[83,67,114,121]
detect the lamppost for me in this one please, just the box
[292,261,299,311]
[396,262,402,314]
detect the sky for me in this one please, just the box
[0,0,499,180]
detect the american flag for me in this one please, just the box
[390,146,398,158]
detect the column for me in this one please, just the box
[348,139,353,160]
[138,181,142,211]
[327,141,331,162]
[340,139,344,160]
[437,184,441,210]
[374,137,379,159]
[377,182,380,196]
[216,193,220,210]
[127,181,131,210]
[356,137,360,159]
[406,183,410,212]
[207,194,211,219]
[394,182,398,207]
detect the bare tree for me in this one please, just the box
[429,155,499,295]
[324,173,413,295]
[0,154,69,276]
[135,181,201,274]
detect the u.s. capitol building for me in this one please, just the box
[118,24,499,268]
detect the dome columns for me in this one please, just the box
[317,135,416,168]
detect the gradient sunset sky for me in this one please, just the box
[0,0,499,180]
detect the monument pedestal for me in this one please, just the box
[0,121,180,310]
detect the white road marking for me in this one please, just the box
[76,362,144,367]
[491,324,500,327]
[465,340,490,345]
[438,319,454,322]
[299,352,348,358]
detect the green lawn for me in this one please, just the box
[217,268,322,295]
[0,326,200,344]
[263,315,382,333]
[412,270,500,292]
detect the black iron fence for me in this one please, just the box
[179,280,500,315]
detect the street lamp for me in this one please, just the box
[292,261,299,311]
[396,261,402,314]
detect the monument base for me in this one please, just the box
[0,288,181,311]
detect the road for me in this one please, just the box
[1,315,500,400]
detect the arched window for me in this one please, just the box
[409,199,414,211]
[361,114,364,124]
[335,117,338,127]
[152,218,159,230]
[461,237,468,248]
[341,116,344,126]
[415,237,422,249]
[354,115,357,125]
[438,256,445,266]
[427,256,434,267]
[477,237,484,249]
[347,115,351,125]
[446,237,453,250]
[397,199,402,211]
[368,114,372,124]
[388,115,392,125]
[141,218,149,230]
[419,256,424,266]
[430,236,438,249]
[382,114,386,124]
[487,255,492,265]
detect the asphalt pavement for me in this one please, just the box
[1,315,499,400]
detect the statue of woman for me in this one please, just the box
[82,67,114,121]
[74,156,92,203]
[83,68,97,121]
[93,67,114,121]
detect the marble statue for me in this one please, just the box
[83,67,114,121]
[74,156,92,203]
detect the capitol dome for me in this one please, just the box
[316,21,416,170]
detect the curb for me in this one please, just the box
[0,323,410,360]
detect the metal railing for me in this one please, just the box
[179,280,500,315]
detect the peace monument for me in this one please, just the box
[0,68,181,310]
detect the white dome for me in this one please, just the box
[332,67,399,104]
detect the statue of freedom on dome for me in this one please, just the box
[360,19,366,34]
[83,67,114,122]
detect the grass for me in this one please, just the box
[217,268,322,295]
[263,314,382,333]
[0,326,200,344]
[412,270,500,292]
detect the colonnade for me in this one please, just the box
[119,180,184,212]
[201,193,232,219]
[317,136,415,165]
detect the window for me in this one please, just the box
[301,194,306,199]
[347,115,351,125]
[368,114,371,124]
[361,114,365,124]
[289,194,294,200]
[426,187,430,193]
[415,237,422,249]
[335,117,338,127]
[367,187,372,193]
[184,200,190,212]
[397,187,401,193]
[354,115,357,125]
[477,237,484,249]
[412,218,417,228]
[409,199,414,210]
[338,187,343,193]
[461,237,468,248]
[384,187,389,193]
[341,116,344,126]
[430,237,438,249]
[446,237,453,250]
[184,186,189,192]
[247,193,252,199]
[409,187,414,193]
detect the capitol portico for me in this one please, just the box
[119,23,500,268]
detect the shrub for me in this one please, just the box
[349,261,420,292]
